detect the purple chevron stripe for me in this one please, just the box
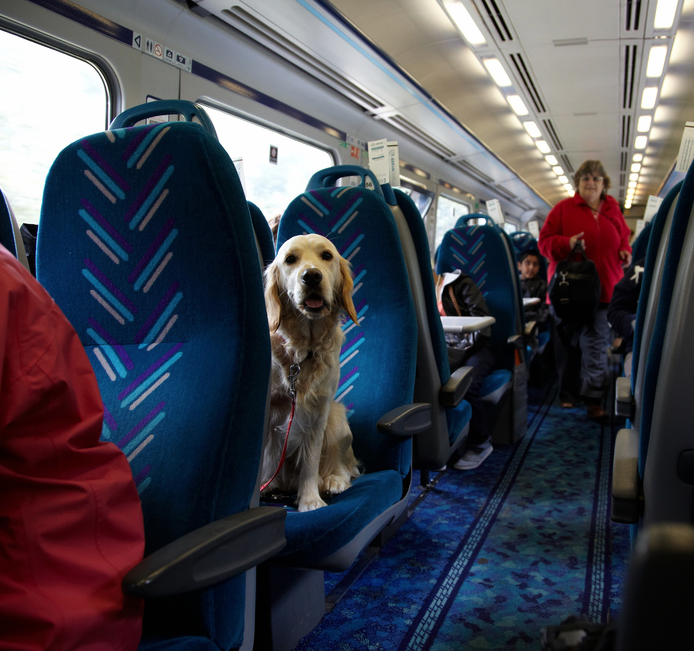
[134,465,151,485]
[88,317,135,371]
[450,243,466,260]
[342,332,364,352]
[121,124,158,162]
[117,402,165,449]
[123,155,173,225]
[352,263,365,277]
[338,366,358,388]
[84,259,138,314]
[451,231,467,247]
[81,199,133,253]
[353,298,367,313]
[103,405,117,432]
[329,195,361,229]
[339,228,362,256]
[299,214,324,235]
[128,218,175,285]
[134,282,180,345]
[308,190,331,210]
[81,140,130,191]
[117,343,183,401]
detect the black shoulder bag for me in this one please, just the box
[549,245,601,324]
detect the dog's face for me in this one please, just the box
[265,234,358,331]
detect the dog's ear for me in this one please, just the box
[264,261,283,333]
[338,255,359,325]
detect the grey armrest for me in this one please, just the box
[524,320,538,338]
[507,334,524,350]
[377,403,431,436]
[439,365,474,408]
[611,428,642,524]
[615,376,634,419]
[123,506,286,598]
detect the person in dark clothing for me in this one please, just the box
[437,269,496,470]
[518,248,549,325]
[607,258,644,378]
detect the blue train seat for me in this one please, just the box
[436,215,528,445]
[248,201,275,269]
[631,219,653,264]
[0,187,30,272]
[256,167,429,650]
[509,229,550,359]
[388,185,472,475]
[612,175,686,529]
[36,101,285,650]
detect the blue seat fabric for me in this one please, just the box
[273,184,417,566]
[436,221,515,392]
[37,121,270,649]
[636,177,689,476]
[248,201,275,268]
[392,188,471,448]
[0,188,18,258]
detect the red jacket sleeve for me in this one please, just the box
[0,248,144,651]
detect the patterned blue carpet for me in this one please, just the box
[294,380,631,650]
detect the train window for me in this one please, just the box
[201,105,334,221]
[0,30,108,226]
[396,182,434,219]
[434,194,471,249]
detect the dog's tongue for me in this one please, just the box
[305,297,324,309]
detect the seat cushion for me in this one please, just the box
[139,637,221,651]
[479,369,513,403]
[276,470,404,566]
[447,399,472,446]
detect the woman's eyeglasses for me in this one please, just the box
[580,174,604,183]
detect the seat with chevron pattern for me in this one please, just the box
[255,169,428,651]
[436,215,528,445]
[36,105,285,651]
[0,187,30,272]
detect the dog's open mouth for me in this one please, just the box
[303,294,326,313]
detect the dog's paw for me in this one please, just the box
[322,474,350,495]
[297,495,327,512]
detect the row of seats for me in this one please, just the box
[0,99,544,650]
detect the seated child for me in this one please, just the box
[518,248,549,324]
[437,269,495,470]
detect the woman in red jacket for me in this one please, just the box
[539,160,632,421]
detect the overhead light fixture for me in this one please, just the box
[523,121,542,138]
[635,135,648,149]
[631,163,642,172]
[536,140,550,153]
[559,175,569,184]
[637,115,653,132]
[564,184,575,194]
[646,45,668,77]
[445,1,487,45]
[654,0,678,29]
[483,58,512,87]
[545,155,558,166]
[552,166,564,176]
[628,181,638,189]
[633,153,644,162]
[641,87,658,109]
[507,95,529,116]
[630,173,639,182]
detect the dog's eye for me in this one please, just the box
[321,251,333,261]
[285,254,297,265]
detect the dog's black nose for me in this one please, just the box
[301,268,322,287]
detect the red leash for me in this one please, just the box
[260,362,301,493]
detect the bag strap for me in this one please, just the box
[448,285,463,316]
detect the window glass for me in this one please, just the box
[503,221,518,235]
[434,194,470,250]
[0,30,107,225]
[396,184,434,219]
[202,105,334,222]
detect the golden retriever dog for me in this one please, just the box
[262,233,361,512]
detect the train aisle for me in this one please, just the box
[295,375,630,650]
